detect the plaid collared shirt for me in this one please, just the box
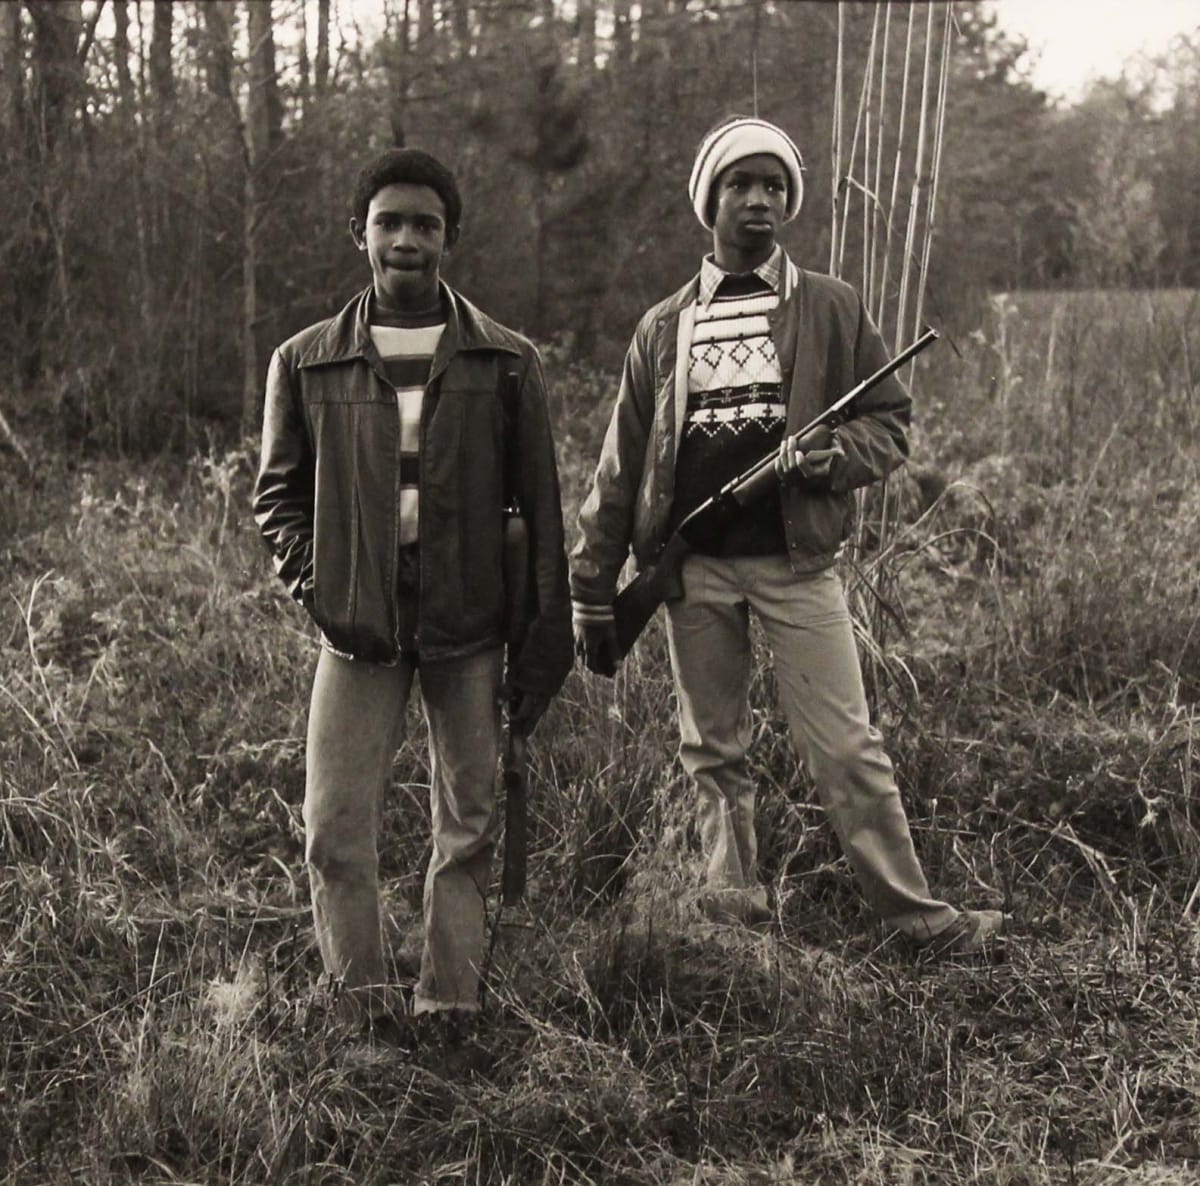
[697,244,784,308]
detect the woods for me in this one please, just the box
[0,0,1198,452]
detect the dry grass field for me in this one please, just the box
[2,291,1198,1184]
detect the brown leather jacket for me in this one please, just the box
[570,257,912,608]
[253,285,573,696]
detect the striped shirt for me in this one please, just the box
[369,301,445,547]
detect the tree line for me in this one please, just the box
[1,0,1197,454]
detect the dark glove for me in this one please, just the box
[574,620,620,678]
[508,690,551,736]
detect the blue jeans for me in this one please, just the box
[303,645,504,1017]
[665,554,959,939]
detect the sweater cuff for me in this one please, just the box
[572,599,614,628]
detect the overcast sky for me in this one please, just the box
[986,0,1197,100]
[322,0,1198,105]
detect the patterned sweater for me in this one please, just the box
[669,259,787,555]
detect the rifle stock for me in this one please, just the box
[612,533,688,656]
[500,365,532,903]
[610,328,939,660]
[501,511,531,904]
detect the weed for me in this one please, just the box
[2,305,1199,1183]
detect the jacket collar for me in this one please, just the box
[653,248,801,329]
[698,244,784,307]
[294,283,521,369]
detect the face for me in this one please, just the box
[350,182,456,308]
[710,153,788,267]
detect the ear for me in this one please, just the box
[349,217,366,250]
[444,224,460,251]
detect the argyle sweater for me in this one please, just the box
[668,270,787,555]
[369,299,446,547]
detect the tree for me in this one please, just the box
[150,0,174,112]
[241,0,284,432]
[1152,35,1200,285]
[0,1,24,146]
[1067,79,1165,285]
[1,0,1169,453]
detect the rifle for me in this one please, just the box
[611,327,940,658]
[499,371,531,906]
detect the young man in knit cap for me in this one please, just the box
[571,116,1005,953]
[254,148,573,1036]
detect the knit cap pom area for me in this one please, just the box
[688,118,805,229]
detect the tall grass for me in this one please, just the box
[2,295,1199,1183]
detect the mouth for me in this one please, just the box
[742,219,775,233]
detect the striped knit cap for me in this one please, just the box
[688,118,805,230]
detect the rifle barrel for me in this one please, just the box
[722,327,940,501]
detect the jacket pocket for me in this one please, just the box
[784,488,852,555]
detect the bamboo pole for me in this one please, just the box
[834,3,956,704]
[835,4,880,279]
[875,2,916,343]
[860,5,881,297]
[830,3,845,274]
[893,2,937,354]
[866,3,892,319]
[912,3,954,347]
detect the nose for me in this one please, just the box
[392,224,418,250]
[747,183,770,208]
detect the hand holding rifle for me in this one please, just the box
[775,423,846,491]
[574,618,620,678]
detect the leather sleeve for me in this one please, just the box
[568,320,655,607]
[507,348,575,698]
[252,348,315,606]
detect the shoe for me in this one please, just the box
[918,909,1008,958]
[361,1011,416,1051]
[390,946,423,981]
[698,887,773,929]
[414,1009,491,1076]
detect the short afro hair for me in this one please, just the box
[351,148,463,232]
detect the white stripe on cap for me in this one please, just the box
[688,118,805,230]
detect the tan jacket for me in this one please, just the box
[570,256,912,607]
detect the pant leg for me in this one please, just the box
[745,559,959,940]
[412,646,505,1015]
[664,555,766,913]
[304,647,414,1017]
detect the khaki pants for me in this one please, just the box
[303,645,504,1018]
[665,554,959,939]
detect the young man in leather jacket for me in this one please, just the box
[570,117,1005,955]
[254,148,573,1031]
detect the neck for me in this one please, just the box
[713,240,775,274]
[375,277,442,315]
